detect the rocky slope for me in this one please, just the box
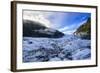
[74,18,91,39]
[23,20,64,38]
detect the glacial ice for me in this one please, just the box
[23,35,91,62]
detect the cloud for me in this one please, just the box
[23,10,52,28]
[63,30,76,34]
[58,19,87,34]
[23,10,90,34]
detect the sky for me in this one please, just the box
[23,10,91,34]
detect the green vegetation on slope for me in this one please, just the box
[74,18,91,39]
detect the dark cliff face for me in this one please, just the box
[74,18,91,39]
[23,20,64,38]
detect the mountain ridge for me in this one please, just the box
[74,18,91,39]
[23,20,64,38]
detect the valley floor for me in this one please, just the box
[23,35,91,62]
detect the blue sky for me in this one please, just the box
[46,11,91,34]
[24,10,91,34]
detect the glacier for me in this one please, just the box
[23,35,91,63]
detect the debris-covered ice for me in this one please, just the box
[23,35,91,63]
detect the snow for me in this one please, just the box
[72,48,91,60]
[23,35,91,63]
[49,57,61,61]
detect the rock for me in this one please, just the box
[74,18,91,39]
[23,20,64,38]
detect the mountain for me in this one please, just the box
[74,18,91,39]
[23,20,64,38]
